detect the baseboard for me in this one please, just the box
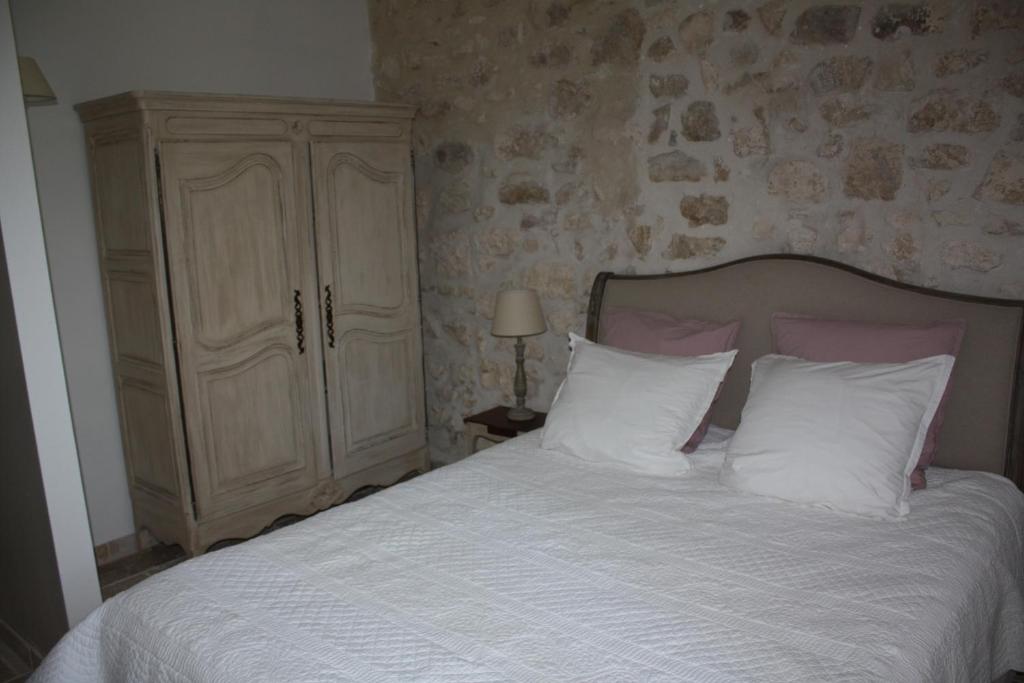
[0,616,42,668]
[93,528,158,567]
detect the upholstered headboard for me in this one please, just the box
[586,255,1024,488]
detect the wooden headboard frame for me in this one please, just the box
[586,254,1024,489]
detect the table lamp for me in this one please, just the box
[491,289,546,421]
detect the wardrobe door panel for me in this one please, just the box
[159,141,329,519]
[185,162,290,345]
[118,378,180,498]
[341,332,417,443]
[329,166,403,309]
[92,136,151,253]
[312,141,426,476]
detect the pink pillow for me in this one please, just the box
[602,309,741,452]
[771,314,966,489]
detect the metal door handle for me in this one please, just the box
[293,289,305,354]
[324,285,336,348]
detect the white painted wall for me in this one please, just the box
[10,0,376,545]
[0,0,101,643]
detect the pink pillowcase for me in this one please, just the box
[601,309,741,452]
[771,313,966,489]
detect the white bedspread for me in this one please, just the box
[36,430,1024,682]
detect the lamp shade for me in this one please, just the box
[18,57,56,105]
[491,289,546,337]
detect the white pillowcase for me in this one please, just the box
[541,333,737,476]
[720,354,955,518]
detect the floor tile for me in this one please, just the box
[97,543,185,585]
[100,571,151,601]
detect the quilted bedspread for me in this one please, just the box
[35,430,1024,682]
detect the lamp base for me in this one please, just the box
[506,405,536,422]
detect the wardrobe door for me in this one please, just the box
[158,140,330,519]
[311,141,426,476]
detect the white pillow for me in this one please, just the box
[541,333,737,476]
[720,354,955,518]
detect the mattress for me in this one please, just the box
[35,429,1024,682]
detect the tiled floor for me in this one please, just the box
[98,542,188,600]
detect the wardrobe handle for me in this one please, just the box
[324,285,336,348]
[293,289,305,354]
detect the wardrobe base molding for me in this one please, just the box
[133,448,429,556]
[332,446,430,506]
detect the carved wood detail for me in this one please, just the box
[160,139,329,522]
[336,330,421,451]
[165,116,289,136]
[117,377,180,500]
[323,151,407,313]
[312,140,426,479]
[178,152,292,350]
[79,92,420,555]
[90,132,151,254]
[104,271,163,366]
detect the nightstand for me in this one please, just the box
[464,406,547,455]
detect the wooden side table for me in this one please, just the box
[464,406,547,455]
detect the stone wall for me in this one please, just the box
[369,0,1024,464]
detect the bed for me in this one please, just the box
[36,255,1024,682]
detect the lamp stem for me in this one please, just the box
[507,336,535,422]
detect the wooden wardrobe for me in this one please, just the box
[76,92,427,554]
